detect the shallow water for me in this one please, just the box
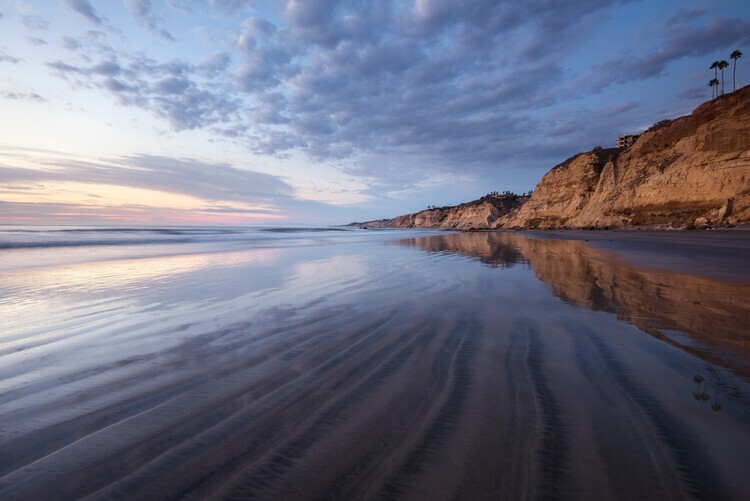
[0,228,749,500]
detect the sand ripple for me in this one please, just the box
[1,234,749,500]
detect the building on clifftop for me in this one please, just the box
[616,134,640,148]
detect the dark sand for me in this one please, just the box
[523,228,750,282]
[1,230,749,500]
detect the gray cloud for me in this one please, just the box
[0,200,101,221]
[587,13,750,90]
[48,55,240,130]
[680,85,711,100]
[0,151,294,203]
[0,148,361,223]
[44,0,653,173]
[0,198,276,224]
[115,154,295,200]
[197,0,248,14]
[48,60,87,74]
[124,0,176,40]
[199,206,278,214]
[167,0,249,15]
[1,91,46,102]
[0,50,20,64]
[223,0,643,168]
[60,36,83,50]
[21,14,49,30]
[665,8,708,27]
[200,52,231,78]
[64,0,105,25]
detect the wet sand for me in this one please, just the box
[1,230,749,499]
[523,228,750,282]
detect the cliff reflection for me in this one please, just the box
[396,232,527,268]
[397,232,750,380]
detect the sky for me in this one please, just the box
[0,0,748,226]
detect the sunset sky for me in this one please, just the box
[1,0,749,225]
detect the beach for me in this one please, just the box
[1,227,749,500]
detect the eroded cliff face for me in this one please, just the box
[506,86,750,229]
[353,194,528,229]
[501,149,618,229]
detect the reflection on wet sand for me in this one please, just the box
[2,233,750,500]
[399,231,750,380]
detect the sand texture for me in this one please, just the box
[1,230,749,500]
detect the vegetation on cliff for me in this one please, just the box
[348,193,529,229]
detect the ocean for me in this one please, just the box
[1,226,749,499]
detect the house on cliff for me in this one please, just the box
[616,134,640,148]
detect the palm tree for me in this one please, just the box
[718,60,729,95]
[709,78,719,99]
[710,60,720,82]
[730,50,743,92]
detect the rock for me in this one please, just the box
[694,217,710,229]
[718,198,734,220]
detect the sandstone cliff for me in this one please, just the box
[506,85,750,229]
[352,85,750,230]
[350,193,528,229]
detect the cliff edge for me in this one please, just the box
[506,85,750,229]
[350,193,529,230]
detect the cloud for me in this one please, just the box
[198,0,248,14]
[58,30,113,54]
[679,85,711,100]
[21,15,49,30]
[0,91,46,102]
[45,1,648,173]
[199,206,278,214]
[167,0,249,15]
[0,147,360,223]
[63,0,105,25]
[0,198,284,224]
[48,55,240,130]
[38,0,749,212]
[0,50,20,64]
[664,8,708,27]
[199,52,231,78]
[227,0,653,167]
[586,14,750,90]
[0,150,294,202]
[124,0,176,40]
[60,36,83,50]
[134,155,294,201]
